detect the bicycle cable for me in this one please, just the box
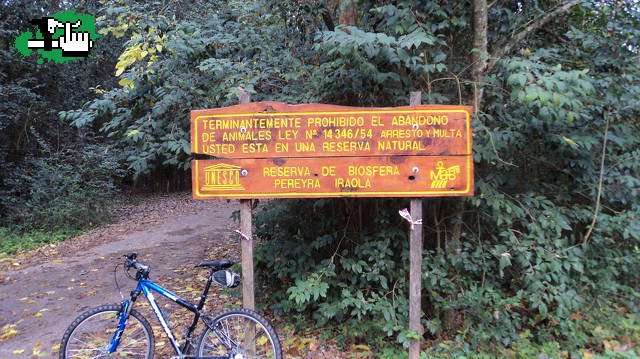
[113,263,124,301]
[125,265,134,280]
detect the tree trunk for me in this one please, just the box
[338,0,357,26]
[321,0,336,31]
[472,0,488,109]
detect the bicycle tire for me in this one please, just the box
[59,304,155,359]
[196,308,282,359]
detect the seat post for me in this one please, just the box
[197,271,214,311]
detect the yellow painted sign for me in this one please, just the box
[190,102,474,199]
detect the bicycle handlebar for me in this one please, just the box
[124,252,150,277]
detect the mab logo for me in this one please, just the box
[14,10,99,64]
[429,161,461,189]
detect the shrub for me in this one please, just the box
[0,142,126,231]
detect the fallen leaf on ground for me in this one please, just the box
[0,323,19,342]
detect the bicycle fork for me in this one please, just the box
[106,300,130,353]
[107,289,141,353]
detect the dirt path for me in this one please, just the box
[0,193,239,358]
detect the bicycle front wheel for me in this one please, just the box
[60,304,154,359]
[197,308,282,359]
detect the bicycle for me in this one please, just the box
[59,252,282,359]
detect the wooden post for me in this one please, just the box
[240,200,254,310]
[408,91,423,359]
[238,91,255,311]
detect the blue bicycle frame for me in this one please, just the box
[107,274,215,357]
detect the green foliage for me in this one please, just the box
[0,0,124,232]
[0,142,126,231]
[255,198,410,347]
[378,314,640,359]
[313,2,456,105]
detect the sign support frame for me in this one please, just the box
[191,91,474,358]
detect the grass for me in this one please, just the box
[0,227,82,255]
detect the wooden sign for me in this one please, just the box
[191,102,471,158]
[192,156,473,199]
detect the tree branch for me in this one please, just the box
[583,114,610,245]
[486,0,584,73]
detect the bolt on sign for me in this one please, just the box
[191,102,473,199]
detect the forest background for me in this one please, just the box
[1,0,639,357]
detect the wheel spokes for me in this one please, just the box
[65,310,151,359]
[200,314,277,359]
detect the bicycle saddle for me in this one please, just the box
[196,259,234,270]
